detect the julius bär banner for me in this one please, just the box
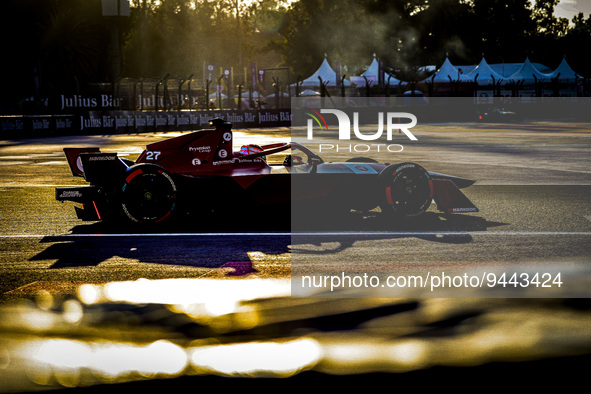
[0,109,292,137]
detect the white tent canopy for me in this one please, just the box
[546,56,582,81]
[361,55,380,78]
[463,56,504,85]
[423,56,472,83]
[507,57,549,84]
[299,89,321,96]
[353,54,403,87]
[234,91,263,98]
[296,55,351,87]
[460,63,551,78]
[293,55,583,91]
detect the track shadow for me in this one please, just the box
[292,210,506,232]
[30,233,291,273]
[291,211,507,255]
[29,210,506,272]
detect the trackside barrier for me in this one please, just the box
[3,98,591,138]
[0,109,293,138]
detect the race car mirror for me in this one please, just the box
[309,157,321,173]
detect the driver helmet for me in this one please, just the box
[239,144,266,161]
[292,155,304,164]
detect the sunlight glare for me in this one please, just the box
[28,338,188,383]
[190,338,322,376]
[83,278,290,309]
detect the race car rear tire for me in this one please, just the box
[120,164,177,224]
[378,162,433,217]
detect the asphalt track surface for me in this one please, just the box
[1,121,591,392]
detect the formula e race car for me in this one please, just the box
[56,118,478,226]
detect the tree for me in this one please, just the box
[0,0,110,110]
[471,0,536,63]
[533,0,569,36]
[405,0,477,67]
[121,0,283,84]
[1,0,589,114]
[39,1,110,92]
[559,12,591,77]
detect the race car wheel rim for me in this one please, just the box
[121,166,176,224]
[379,163,433,217]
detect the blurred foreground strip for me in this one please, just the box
[0,278,590,392]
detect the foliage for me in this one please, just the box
[260,0,590,81]
[1,0,590,110]
[1,0,111,109]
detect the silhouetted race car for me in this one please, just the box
[56,119,478,226]
[477,107,519,122]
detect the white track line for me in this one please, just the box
[1,231,591,239]
[2,183,591,187]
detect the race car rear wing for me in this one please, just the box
[64,148,101,177]
[64,147,130,186]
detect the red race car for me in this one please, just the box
[56,119,478,226]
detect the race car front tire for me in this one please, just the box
[120,164,177,224]
[378,162,433,217]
